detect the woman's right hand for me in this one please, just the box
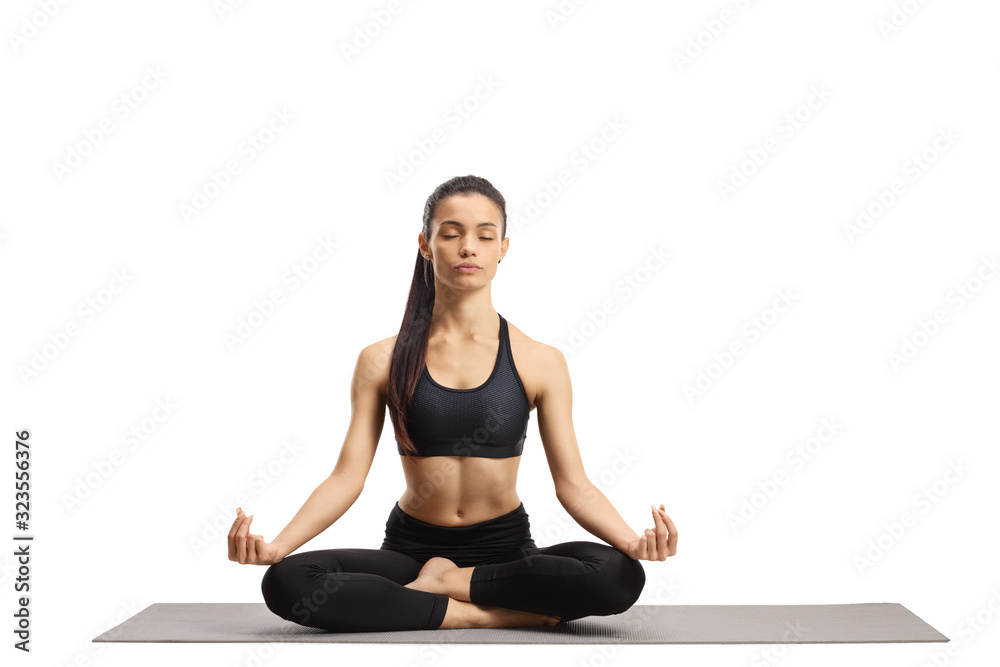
[228,507,283,565]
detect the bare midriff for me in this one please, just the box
[397,454,522,526]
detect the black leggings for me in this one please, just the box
[260,501,646,632]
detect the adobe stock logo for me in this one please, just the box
[853,458,969,575]
[339,0,417,63]
[886,254,997,372]
[8,0,73,53]
[715,85,832,202]
[725,417,843,534]
[383,75,500,192]
[682,288,797,404]
[51,65,168,183]
[842,125,959,245]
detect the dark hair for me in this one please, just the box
[388,175,508,459]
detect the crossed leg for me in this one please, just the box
[260,547,565,632]
[406,540,647,622]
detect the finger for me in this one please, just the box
[662,512,678,555]
[644,528,657,560]
[247,530,259,564]
[236,514,252,563]
[647,507,661,560]
[652,505,666,536]
[246,516,257,564]
[656,517,668,560]
[652,506,668,559]
[228,508,248,561]
[246,516,257,563]
[637,533,648,560]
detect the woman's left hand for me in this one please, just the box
[624,504,677,561]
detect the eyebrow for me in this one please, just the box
[440,220,498,229]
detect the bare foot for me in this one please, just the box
[405,556,458,595]
[438,598,565,630]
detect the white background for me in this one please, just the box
[2,0,998,664]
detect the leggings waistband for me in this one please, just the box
[384,501,534,549]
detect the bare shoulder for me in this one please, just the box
[505,319,558,361]
[353,334,400,401]
[505,320,566,410]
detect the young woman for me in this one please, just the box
[228,175,678,632]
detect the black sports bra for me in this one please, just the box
[395,313,531,458]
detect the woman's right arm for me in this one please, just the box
[229,343,387,564]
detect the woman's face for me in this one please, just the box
[421,193,507,286]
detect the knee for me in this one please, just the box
[260,555,328,621]
[600,550,646,614]
[260,560,296,618]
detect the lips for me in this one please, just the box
[455,263,480,269]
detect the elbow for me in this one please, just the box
[330,471,366,496]
[556,478,596,506]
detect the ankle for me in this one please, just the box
[439,598,484,629]
[441,569,468,601]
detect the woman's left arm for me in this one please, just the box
[535,346,677,560]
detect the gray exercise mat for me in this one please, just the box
[92,602,948,644]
